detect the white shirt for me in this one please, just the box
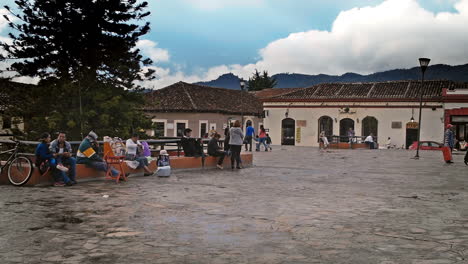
[365,136,374,143]
[126,139,142,155]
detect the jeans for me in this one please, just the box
[244,135,253,151]
[230,145,242,168]
[135,156,149,169]
[256,137,268,151]
[55,156,76,183]
[87,161,119,176]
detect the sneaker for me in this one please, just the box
[53,182,65,187]
[236,166,242,169]
[216,164,223,170]
[65,181,73,186]
[56,164,69,172]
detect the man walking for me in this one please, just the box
[444,124,455,163]
[244,123,255,151]
[50,132,77,184]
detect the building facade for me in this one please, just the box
[262,81,468,148]
[143,82,264,138]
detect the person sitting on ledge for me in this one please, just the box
[364,133,375,149]
[76,131,120,177]
[49,132,77,185]
[35,132,72,187]
[180,128,205,157]
[208,133,225,170]
[125,133,154,176]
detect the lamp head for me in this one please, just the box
[419,58,431,74]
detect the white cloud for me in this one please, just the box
[144,0,468,89]
[136,39,170,63]
[183,0,265,10]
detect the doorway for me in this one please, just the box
[406,122,419,149]
[339,118,355,142]
[282,118,295,145]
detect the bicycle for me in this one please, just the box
[0,140,33,186]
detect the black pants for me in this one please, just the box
[230,145,242,168]
[244,135,253,151]
[211,151,225,165]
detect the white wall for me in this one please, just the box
[263,105,445,148]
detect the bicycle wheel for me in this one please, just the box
[8,156,33,186]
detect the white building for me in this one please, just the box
[261,81,468,148]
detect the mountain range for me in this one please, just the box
[195,63,468,89]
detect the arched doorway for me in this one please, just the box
[362,116,378,137]
[282,118,295,145]
[406,122,419,149]
[340,118,355,142]
[318,116,333,142]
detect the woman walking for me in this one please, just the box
[229,120,244,170]
[256,125,268,151]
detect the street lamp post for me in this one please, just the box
[240,80,245,129]
[414,57,431,159]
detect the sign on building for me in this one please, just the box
[297,120,307,127]
[296,127,301,143]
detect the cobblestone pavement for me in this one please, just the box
[1,147,468,264]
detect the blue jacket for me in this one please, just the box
[445,129,454,148]
[246,126,255,137]
[35,142,53,161]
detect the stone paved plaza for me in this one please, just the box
[1,147,468,264]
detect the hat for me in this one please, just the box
[447,124,454,129]
[88,131,98,142]
[159,150,169,156]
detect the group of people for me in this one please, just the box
[35,131,170,187]
[180,122,272,170]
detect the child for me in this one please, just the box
[265,133,273,151]
[156,149,171,177]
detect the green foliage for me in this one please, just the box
[247,69,277,91]
[1,0,155,141]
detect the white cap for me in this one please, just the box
[159,150,169,156]
[88,131,98,142]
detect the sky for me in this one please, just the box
[1,0,468,88]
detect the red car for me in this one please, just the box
[409,141,443,150]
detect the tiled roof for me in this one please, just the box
[144,82,263,116]
[252,88,303,99]
[270,80,468,101]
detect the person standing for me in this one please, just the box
[209,126,217,138]
[256,125,268,151]
[444,124,455,163]
[244,123,255,152]
[49,132,77,184]
[347,128,355,149]
[229,120,244,170]
[208,133,225,169]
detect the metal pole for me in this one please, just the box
[415,72,425,159]
[241,87,244,130]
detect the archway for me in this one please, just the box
[362,116,378,137]
[406,122,419,149]
[340,118,355,142]
[318,116,333,142]
[282,118,295,145]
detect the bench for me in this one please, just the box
[0,153,253,186]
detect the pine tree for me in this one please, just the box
[247,69,277,91]
[1,0,154,140]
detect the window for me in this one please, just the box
[2,116,12,129]
[362,116,378,137]
[421,142,429,147]
[199,120,208,138]
[154,122,165,138]
[176,123,186,137]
